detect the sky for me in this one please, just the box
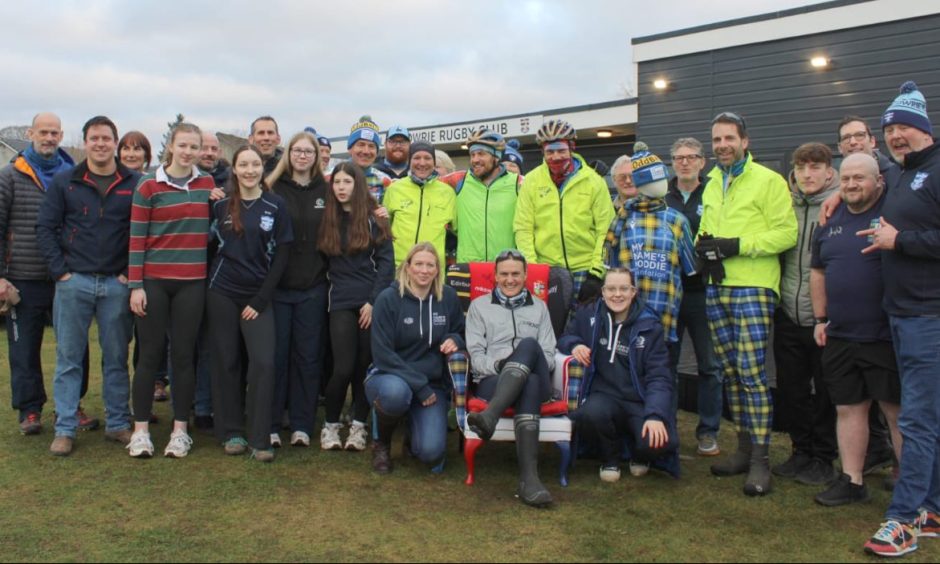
[0,0,829,149]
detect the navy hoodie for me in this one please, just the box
[326,214,394,311]
[35,159,140,279]
[557,298,674,425]
[370,282,465,402]
[881,140,940,316]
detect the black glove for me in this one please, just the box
[577,274,604,304]
[695,236,740,261]
[701,259,726,285]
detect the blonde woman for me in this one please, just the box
[365,242,464,474]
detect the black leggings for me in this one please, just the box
[132,279,205,423]
[208,290,276,450]
[475,337,551,415]
[325,309,371,423]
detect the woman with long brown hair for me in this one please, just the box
[317,161,394,451]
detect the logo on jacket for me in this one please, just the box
[634,336,646,349]
[911,172,929,191]
[316,198,325,208]
[260,215,274,232]
[599,337,608,346]
[696,204,703,217]
[403,317,414,325]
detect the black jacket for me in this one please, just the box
[664,175,707,291]
[273,175,328,290]
[35,160,139,279]
[326,214,394,311]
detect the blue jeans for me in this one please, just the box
[365,372,448,465]
[886,315,940,523]
[271,285,327,434]
[670,288,723,437]
[52,274,132,436]
[6,279,54,419]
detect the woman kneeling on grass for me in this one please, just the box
[366,242,464,474]
[465,249,557,507]
[318,162,394,452]
[558,267,678,482]
[208,145,293,463]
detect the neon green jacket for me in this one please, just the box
[384,175,456,270]
[699,153,797,295]
[445,168,521,263]
[513,154,614,276]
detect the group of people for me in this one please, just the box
[1,79,938,557]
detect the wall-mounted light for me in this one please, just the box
[810,56,829,69]
[460,144,468,150]
[653,78,669,90]
[597,130,613,138]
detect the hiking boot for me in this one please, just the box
[194,415,214,432]
[50,436,74,456]
[19,412,42,435]
[223,437,248,456]
[76,406,100,431]
[320,423,343,450]
[711,431,751,476]
[743,443,772,496]
[697,434,720,457]
[127,432,154,458]
[917,509,940,538]
[153,381,168,402]
[514,414,552,507]
[104,429,133,445]
[629,461,651,477]
[163,430,193,458]
[290,431,310,447]
[814,473,870,507]
[864,520,918,557]
[599,465,621,483]
[345,422,368,451]
[467,362,530,440]
[795,458,838,486]
[372,441,392,474]
[250,448,275,463]
[772,451,812,479]
[270,433,282,449]
[863,448,894,476]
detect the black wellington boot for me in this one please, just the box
[514,414,552,507]
[467,362,529,440]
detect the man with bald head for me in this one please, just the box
[809,153,901,507]
[0,113,76,434]
[197,131,230,187]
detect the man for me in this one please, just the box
[0,112,95,435]
[375,125,411,180]
[36,116,139,455]
[697,111,797,496]
[610,154,637,211]
[514,119,614,304]
[810,153,902,507]
[316,133,332,174]
[664,137,723,457]
[441,128,522,263]
[197,131,230,187]
[248,116,283,175]
[345,115,391,203]
[501,139,524,176]
[861,81,940,557]
[772,143,839,486]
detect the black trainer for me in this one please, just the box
[795,457,838,486]
[772,451,812,478]
[815,473,871,506]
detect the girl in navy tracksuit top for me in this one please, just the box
[318,161,394,452]
[208,145,293,462]
[366,242,464,474]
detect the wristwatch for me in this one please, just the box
[814,317,828,325]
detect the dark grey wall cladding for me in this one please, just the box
[636,14,940,174]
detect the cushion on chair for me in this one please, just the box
[466,396,569,418]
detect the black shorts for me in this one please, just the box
[821,337,901,405]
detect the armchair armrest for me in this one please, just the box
[553,352,585,413]
[447,351,469,433]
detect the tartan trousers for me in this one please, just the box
[705,285,776,446]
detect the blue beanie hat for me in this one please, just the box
[347,115,382,150]
[304,126,332,149]
[501,139,524,167]
[630,145,668,187]
[882,81,932,135]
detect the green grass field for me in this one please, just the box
[0,326,934,562]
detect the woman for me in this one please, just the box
[208,145,293,462]
[118,131,152,173]
[318,162,394,451]
[127,123,214,458]
[266,131,329,448]
[382,142,455,269]
[367,242,464,473]
[465,249,557,507]
[557,267,678,482]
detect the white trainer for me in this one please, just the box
[629,461,651,477]
[127,431,154,458]
[164,430,193,458]
[291,431,310,447]
[344,421,368,451]
[599,465,622,483]
[270,433,282,448]
[320,422,342,450]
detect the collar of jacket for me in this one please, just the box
[788,168,840,206]
[901,139,940,169]
[491,287,533,309]
[626,195,667,214]
[667,174,706,198]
